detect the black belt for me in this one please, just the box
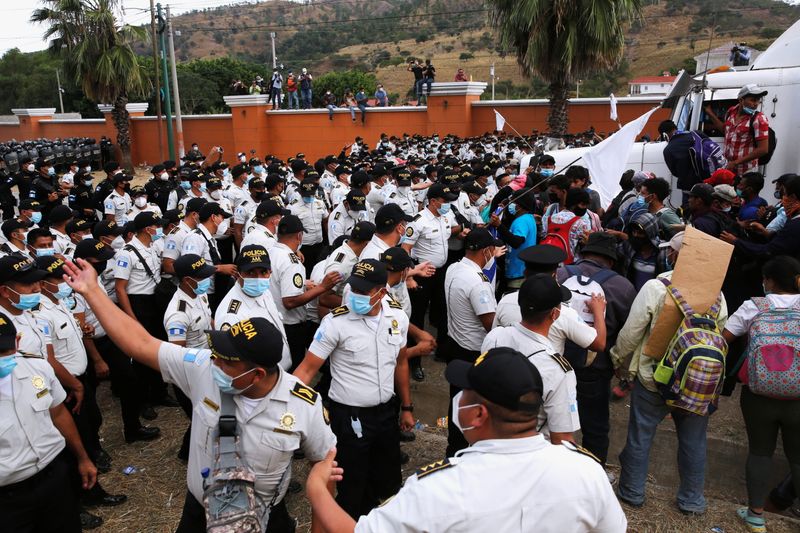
[329,397,396,416]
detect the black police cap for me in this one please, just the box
[517,245,567,269]
[518,273,570,313]
[278,214,306,235]
[74,238,115,261]
[380,246,415,272]
[0,312,17,352]
[347,259,388,292]
[0,256,47,285]
[174,254,216,279]
[206,317,283,368]
[237,245,272,272]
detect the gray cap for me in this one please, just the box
[738,84,767,99]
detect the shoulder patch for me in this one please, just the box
[479,272,489,283]
[412,213,422,221]
[292,273,304,289]
[227,300,241,314]
[289,253,300,264]
[561,441,602,464]
[334,252,345,263]
[387,295,403,310]
[415,458,453,479]
[405,226,414,237]
[550,352,573,373]
[178,300,187,313]
[291,383,318,405]
[333,211,341,220]
[331,305,350,317]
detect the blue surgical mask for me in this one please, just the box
[774,190,782,200]
[508,203,517,215]
[47,167,56,176]
[12,291,41,311]
[180,181,191,190]
[736,189,744,198]
[211,365,257,395]
[194,278,212,295]
[742,106,757,115]
[437,202,451,216]
[149,227,164,241]
[254,165,265,175]
[242,277,270,297]
[302,196,313,204]
[200,184,207,192]
[30,212,42,224]
[349,292,376,315]
[36,247,55,257]
[53,282,73,300]
[634,195,646,208]
[83,179,93,187]
[540,168,554,178]
[0,355,17,378]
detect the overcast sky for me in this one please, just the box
[1,0,265,55]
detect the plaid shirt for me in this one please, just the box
[724,105,769,176]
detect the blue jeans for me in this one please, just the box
[269,88,281,108]
[414,79,424,101]
[348,106,356,121]
[423,76,433,95]
[327,104,336,119]
[287,91,299,109]
[301,88,312,109]
[358,104,366,123]
[617,380,709,512]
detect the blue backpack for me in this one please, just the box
[688,132,725,180]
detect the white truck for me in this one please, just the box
[547,18,800,203]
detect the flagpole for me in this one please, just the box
[494,109,536,152]
[497,155,584,215]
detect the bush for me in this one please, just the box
[312,70,378,107]
[459,52,474,60]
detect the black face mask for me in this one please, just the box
[547,192,560,203]
[629,235,648,251]
[572,207,588,217]
[253,191,266,201]
[93,260,108,273]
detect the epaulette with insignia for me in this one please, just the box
[479,272,489,283]
[227,300,241,314]
[387,296,403,309]
[550,352,573,373]
[416,458,453,479]
[289,253,300,264]
[331,305,350,317]
[561,441,601,464]
[411,213,422,221]
[334,252,345,263]
[178,300,187,313]
[291,383,318,405]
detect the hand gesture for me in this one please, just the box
[307,448,344,493]
[78,458,98,490]
[62,259,99,295]
[585,293,606,315]
[321,271,342,290]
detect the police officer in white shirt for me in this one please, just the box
[322,222,375,307]
[328,189,368,246]
[223,164,249,214]
[289,178,328,276]
[216,245,291,370]
[48,205,74,257]
[306,346,627,533]
[483,274,585,446]
[329,166,352,207]
[269,215,342,370]
[207,177,235,265]
[443,228,500,455]
[241,197,288,251]
[64,219,95,260]
[384,168,417,217]
[365,164,393,218]
[103,173,132,225]
[0,312,99,533]
[164,254,215,350]
[0,219,33,259]
[232,178,266,247]
[162,198,206,284]
[294,259,414,519]
[128,185,163,220]
[177,171,211,211]
[62,260,337,533]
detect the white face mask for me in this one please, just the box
[84,166,92,173]
[159,171,169,181]
[26,164,35,172]
[134,197,147,208]
[451,391,480,434]
[210,190,222,200]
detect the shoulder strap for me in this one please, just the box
[564,265,580,277]
[123,244,157,282]
[660,277,694,317]
[751,296,771,313]
[193,228,221,264]
[707,291,724,320]
[588,268,617,286]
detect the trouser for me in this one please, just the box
[408,265,445,372]
[329,398,402,518]
[64,372,102,461]
[300,241,325,277]
[358,104,366,123]
[327,105,336,119]
[445,337,480,458]
[284,321,313,372]
[301,89,312,109]
[414,79,424,100]
[129,294,169,404]
[423,77,433,95]
[575,366,613,464]
[617,379,709,513]
[287,91,299,109]
[95,334,142,435]
[348,106,356,121]
[0,452,81,533]
[176,492,295,533]
[269,88,281,108]
[740,386,800,509]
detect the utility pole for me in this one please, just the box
[157,3,175,160]
[270,32,277,69]
[149,0,164,161]
[55,69,65,113]
[490,63,495,100]
[576,79,583,99]
[166,6,184,159]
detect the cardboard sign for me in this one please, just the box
[642,226,733,359]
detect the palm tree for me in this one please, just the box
[487,0,642,136]
[32,0,150,170]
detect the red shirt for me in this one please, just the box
[723,104,769,175]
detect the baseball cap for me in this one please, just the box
[380,247,415,272]
[206,317,284,368]
[465,228,503,251]
[394,169,412,185]
[427,183,459,201]
[519,273,571,313]
[0,312,17,352]
[111,172,130,183]
[350,171,370,188]
[74,238,115,261]
[0,256,47,284]
[174,254,216,279]
[186,197,208,214]
[133,211,162,230]
[248,178,266,190]
[345,190,367,211]
[278,214,306,235]
[335,166,351,177]
[231,164,248,179]
[517,245,567,269]
[36,255,67,279]
[688,183,714,204]
[738,84,768,99]
[2,219,28,239]
[66,219,91,235]
[162,209,184,225]
[49,205,73,224]
[199,202,233,221]
[349,221,376,243]
[93,219,124,238]
[445,347,543,413]
[255,197,289,218]
[658,231,685,252]
[347,259,388,292]
[207,177,223,190]
[374,203,413,231]
[237,245,272,272]
[712,184,737,203]
[299,178,318,197]
[19,199,42,211]
[130,185,146,197]
[463,183,488,196]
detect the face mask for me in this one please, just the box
[302,196,313,204]
[193,277,212,295]
[547,192,560,203]
[180,181,191,190]
[451,391,480,434]
[629,235,648,251]
[30,212,42,224]
[240,156,247,163]
[11,291,41,311]
[211,364,256,395]
[437,202,451,216]
[253,191,267,202]
[736,189,744,198]
[720,205,732,213]
[398,186,410,195]
[36,247,55,257]
[47,167,56,177]
[134,197,147,208]
[572,207,588,217]
[349,292,377,315]
[242,277,270,297]
[742,106,757,115]
[83,179,93,187]
[93,260,108,273]
[507,203,517,216]
[26,164,35,172]
[159,171,169,181]
[84,166,92,173]
[200,184,207,193]
[348,210,367,221]
[149,227,164,241]
[774,190,782,200]
[223,169,232,179]
[53,282,73,300]
[254,165,265,175]
[634,195,646,208]
[0,354,18,378]
[540,168,554,178]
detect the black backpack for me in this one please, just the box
[749,112,777,165]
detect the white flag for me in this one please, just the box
[609,93,618,121]
[581,107,660,207]
[494,109,506,132]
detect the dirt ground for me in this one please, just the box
[89,354,800,533]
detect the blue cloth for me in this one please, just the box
[505,214,537,280]
[738,196,767,221]
[618,381,709,512]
